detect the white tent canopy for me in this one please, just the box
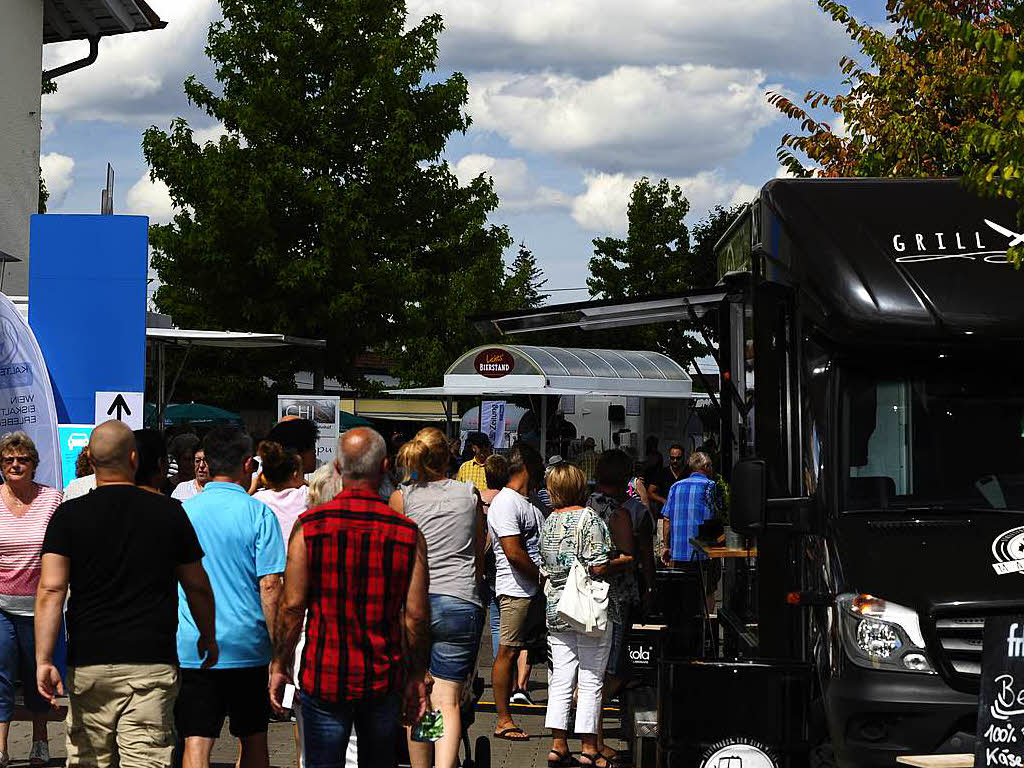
[146,328,326,349]
[388,344,692,400]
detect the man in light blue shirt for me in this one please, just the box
[661,451,716,565]
[175,426,285,768]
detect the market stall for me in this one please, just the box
[387,343,697,457]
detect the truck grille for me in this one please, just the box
[934,617,984,677]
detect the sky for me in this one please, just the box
[39,0,889,304]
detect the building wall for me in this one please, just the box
[0,0,43,296]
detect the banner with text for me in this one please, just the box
[0,293,61,487]
[277,395,341,469]
[481,400,507,449]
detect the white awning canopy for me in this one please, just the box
[389,344,692,399]
[146,328,326,349]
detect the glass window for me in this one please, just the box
[843,363,1024,511]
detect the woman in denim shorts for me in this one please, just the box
[390,428,486,768]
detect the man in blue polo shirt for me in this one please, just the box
[175,426,285,768]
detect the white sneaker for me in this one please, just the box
[29,740,48,767]
[0,750,9,768]
[509,688,534,705]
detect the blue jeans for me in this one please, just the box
[0,609,66,719]
[482,582,501,659]
[300,691,401,768]
[428,594,484,682]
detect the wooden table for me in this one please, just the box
[896,755,973,767]
[692,539,758,559]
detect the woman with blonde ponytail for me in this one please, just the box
[389,427,485,768]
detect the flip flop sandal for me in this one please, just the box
[493,726,531,742]
[548,749,577,767]
[577,753,611,768]
[600,747,630,766]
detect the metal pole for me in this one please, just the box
[445,396,453,440]
[540,395,548,459]
[157,342,165,432]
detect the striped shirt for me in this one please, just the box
[298,489,420,703]
[456,459,489,491]
[662,473,716,563]
[0,485,63,616]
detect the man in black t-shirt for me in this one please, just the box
[35,420,218,768]
[647,443,688,514]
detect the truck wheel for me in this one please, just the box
[809,742,838,768]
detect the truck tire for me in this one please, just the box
[809,742,838,768]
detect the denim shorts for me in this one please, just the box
[429,594,484,683]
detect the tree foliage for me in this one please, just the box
[143,0,522,388]
[586,177,743,363]
[505,243,549,310]
[768,0,1014,178]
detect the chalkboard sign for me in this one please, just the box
[976,615,1024,768]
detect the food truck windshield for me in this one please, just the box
[842,356,1024,512]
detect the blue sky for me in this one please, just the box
[39,0,889,304]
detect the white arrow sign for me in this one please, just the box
[95,391,144,431]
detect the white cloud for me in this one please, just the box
[453,153,569,211]
[409,0,853,78]
[125,172,175,224]
[41,0,219,125]
[571,171,757,236]
[468,65,778,175]
[192,123,229,145]
[40,153,75,207]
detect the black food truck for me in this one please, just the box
[477,178,1024,768]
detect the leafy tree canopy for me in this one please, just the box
[586,177,743,364]
[769,0,1014,178]
[143,0,527,389]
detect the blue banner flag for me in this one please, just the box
[0,293,61,487]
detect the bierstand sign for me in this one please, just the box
[976,615,1024,768]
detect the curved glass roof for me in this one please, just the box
[447,345,687,381]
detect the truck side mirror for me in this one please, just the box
[731,458,766,534]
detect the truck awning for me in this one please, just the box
[472,286,730,336]
[388,344,692,400]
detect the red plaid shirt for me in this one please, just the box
[298,488,420,702]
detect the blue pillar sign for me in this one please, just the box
[28,214,148,425]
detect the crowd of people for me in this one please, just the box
[0,416,717,768]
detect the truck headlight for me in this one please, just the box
[838,593,935,674]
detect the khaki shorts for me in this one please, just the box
[66,663,179,768]
[498,594,544,648]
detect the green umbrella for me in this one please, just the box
[340,411,373,429]
[162,402,244,427]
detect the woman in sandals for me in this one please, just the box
[390,428,486,768]
[539,462,614,768]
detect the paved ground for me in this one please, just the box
[6,633,628,768]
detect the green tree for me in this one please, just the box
[142,0,514,389]
[588,178,692,300]
[769,0,1012,178]
[586,178,742,362]
[504,243,549,309]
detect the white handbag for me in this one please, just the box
[556,508,610,636]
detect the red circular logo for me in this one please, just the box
[474,349,515,379]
